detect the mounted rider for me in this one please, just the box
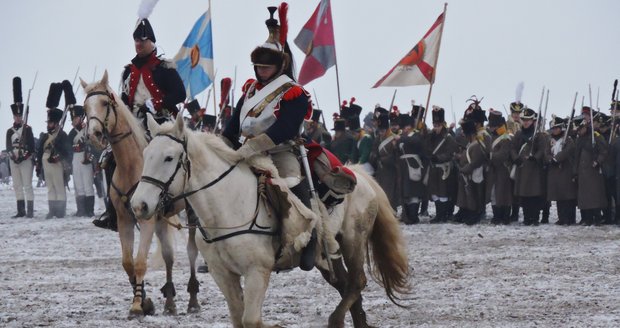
[93,13,186,230]
[221,4,318,271]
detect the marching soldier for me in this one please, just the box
[68,105,95,217]
[545,116,577,225]
[574,109,608,225]
[37,83,71,219]
[512,107,546,225]
[396,110,428,224]
[328,116,355,164]
[94,13,186,230]
[486,110,513,225]
[371,113,399,210]
[427,107,458,223]
[6,77,35,218]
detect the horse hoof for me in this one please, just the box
[128,307,143,319]
[163,304,177,316]
[142,298,156,316]
[187,304,201,314]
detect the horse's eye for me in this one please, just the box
[164,156,174,162]
[101,100,109,107]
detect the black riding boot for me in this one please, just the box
[419,199,429,217]
[429,202,444,224]
[490,206,501,225]
[405,203,420,225]
[93,197,118,231]
[46,201,55,219]
[12,200,26,218]
[84,196,95,217]
[291,181,316,271]
[74,196,85,217]
[510,204,520,222]
[26,200,34,218]
[56,201,66,218]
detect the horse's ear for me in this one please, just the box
[101,70,109,86]
[80,78,88,90]
[146,113,160,134]
[175,110,185,135]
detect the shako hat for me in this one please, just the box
[549,115,566,129]
[520,107,537,120]
[311,109,322,122]
[487,109,505,127]
[186,99,201,116]
[11,77,24,116]
[332,118,346,131]
[432,106,445,124]
[377,114,390,130]
[133,0,159,42]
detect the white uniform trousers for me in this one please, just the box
[42,152,66,201]
[72,152,94,197]
[9,159,34,201]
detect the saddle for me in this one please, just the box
[305,141,357,207]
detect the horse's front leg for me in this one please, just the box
[186,226,201,313]
[115,208,141,317]
[209,265,244,328]
[129,218,157,316]
[242,268,272,328]
[155,216,177,315]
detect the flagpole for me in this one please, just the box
[422,3,447,124]
[209,0,218,118]
[331,0,342,112]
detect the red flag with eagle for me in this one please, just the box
[373,8,446,88]
[294,0,336,85]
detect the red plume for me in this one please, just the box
[333,113,340,120]
[278,2,288,47]
[341,100,348,109]
[219,77,232,109]
[392,105,399,114]
[350,97,356,104]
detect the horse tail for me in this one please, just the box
[350,165,412,307]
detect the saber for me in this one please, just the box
[297,143,336,282]
[388,89,398,113]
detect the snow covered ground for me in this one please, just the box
[1,185,620,327]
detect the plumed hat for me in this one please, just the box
[250,3,295,80]
[340,97,362,120]
[133,0,159,42]
[11,77,24,116]
[511,82,525,113]
[46,82,63,110]
[47,108,63,123]
[549,115,566,129]
[373,104,388,118]
[465,96,487,123]
[432,106,445,124]
[460,118,477,136]
[62,80,76,108]
[389,106,400,123]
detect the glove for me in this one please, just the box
[236,134,276,160]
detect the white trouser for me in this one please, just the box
[72,152,94,197]
[9,159,34,201]
[42,153,66,201]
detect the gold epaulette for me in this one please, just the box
[594,131,601,137]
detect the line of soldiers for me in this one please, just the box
[308,96,620,227]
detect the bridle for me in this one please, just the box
[139,133,237,215]
[84,90,133,145]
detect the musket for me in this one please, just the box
[73,66,81,95]
[541,89,549,132]
[529,86,545,156]
[596,86,600,112]
[589,84,595,146]
[231,66,237,109]
[610,80,618,142]
[561,92,578,148]
[22,71,38,130]
[502,104,510,118]
[451,96,456,126]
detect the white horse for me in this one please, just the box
[131,114,411,328]
[80,72,201,316]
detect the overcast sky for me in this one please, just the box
[1,0,619,137]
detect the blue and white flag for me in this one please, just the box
[174,9,214,99]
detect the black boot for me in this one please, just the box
[84,196,95,217]
[490,206,501,225]
[405,203,420,225]
[510,204,520,222]
[93,197,118,231]
[540,202,550,224]
[419,199,429,217]
[429,202,444,224]
[56,201,66,218]
[46,201,56,219]
[26,201,34,218]
[299,228,317,271]
[74,196,85,217]
[12,200,26,218]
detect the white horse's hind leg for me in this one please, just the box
[242,269,272,328]
[210,267,245,328]
[155,216,177,315]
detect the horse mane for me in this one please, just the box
[82,80,148,150]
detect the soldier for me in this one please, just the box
[221,4,317,270]
[507,99,524,221]
[396,110,427,224]
[328,116,355,164]
[305,109,332,147]
[512,107,546,225]
[545,116,577,225]
[348,113,374,174]
[185,99,203,131]
[37,83,72,219]
[199,114,217,133]
[455,117,486,225]
[94,13,186,230]
[594,113,616,224]
[427,107,458,223]
[485,110,513,224]
[68,105,95,217]
[6,77,35,218]
[574,110,608,225]
[371,113,399,210]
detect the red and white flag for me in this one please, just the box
[294,0,336,85]
[373,9,446,88]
